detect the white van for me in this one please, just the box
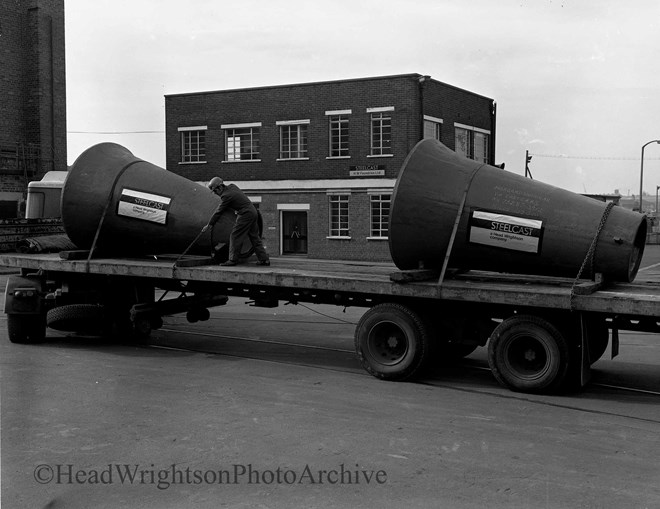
[25,171,68,219]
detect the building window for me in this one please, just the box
[473,131,489,163]
[455,127,471,158]
[370,193,391,238]
[178,126,206,163]
[329,114,350,157]
[423,116,443,141]
[278,120,309,160]
[454,123,490,163]
[222,123,261,161]
[328,194,350,238]
[369,107,393,156]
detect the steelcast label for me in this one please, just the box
[118,189,171,224]
[469,211,543,253]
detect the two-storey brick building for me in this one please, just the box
[165,74,495,262]
[0,0,67,218]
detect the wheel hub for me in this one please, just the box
[368,322,409,366]
[507,335,549,379]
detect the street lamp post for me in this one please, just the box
[639,140,660,213]
[656,185,660,217]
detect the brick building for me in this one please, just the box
[165,74,495,262]
[0,0,67,218]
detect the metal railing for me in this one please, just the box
[0,142,53,177]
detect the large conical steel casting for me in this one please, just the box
[389,139,646,282]
[61,143,237,256]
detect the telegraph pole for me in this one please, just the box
[524,150,533,179]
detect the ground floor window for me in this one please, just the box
[369,193,391,238]
[328,194,350,237]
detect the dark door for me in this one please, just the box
[282,211,308,255]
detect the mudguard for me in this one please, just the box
[4,275,44,315]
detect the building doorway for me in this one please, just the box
[281,210,308,255]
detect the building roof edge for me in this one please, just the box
[164,73,425,99]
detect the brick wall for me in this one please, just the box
[423,79,496,154]
[0,0,67,207]
[165,74,494,262]
[256,191,391,263]
[165,74,429,182]
[165,74,495,183]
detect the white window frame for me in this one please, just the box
[178,125,207,164]
[327,192,351,239]
[368,107,394,157]
[454,122,490,163]
[423,115,443,141]
[222,122,262,162]
[326,110,351,159]
[367,191,391,240]
[277,119,310,161]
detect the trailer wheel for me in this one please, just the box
[7,314,46,344]
[355,303,430,381]
[47,304,104,334]
[488,315,570,393]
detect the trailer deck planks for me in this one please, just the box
[2,253,660,317]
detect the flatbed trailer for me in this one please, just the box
[3,252,660,394]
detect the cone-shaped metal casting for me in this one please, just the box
[389,139,646,282]
[61,143,236,256]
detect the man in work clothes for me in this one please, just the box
[202,177,270,266]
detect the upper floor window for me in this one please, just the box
[473,131,489,163]
[222,122,261,162]
[178,126,206,163]
[454,123,490,163]
[277,120,309,160]
[423,115,443,141]
[368,107,394,156]
[327,110,351,158]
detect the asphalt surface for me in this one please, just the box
[1,249,660,508]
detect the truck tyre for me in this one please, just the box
[488,315,570,393]
[354,302,430,381]
[46,304,104,334]
[7,314,46,344]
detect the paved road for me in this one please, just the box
[1,250,659,509]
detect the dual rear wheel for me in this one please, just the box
[355,303,602,393]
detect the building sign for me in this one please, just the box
[469,210,543,253]
[117,189,171,224]
[349,165,385,177]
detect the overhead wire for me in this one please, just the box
[529,153,660,161]
[68,130,164,134]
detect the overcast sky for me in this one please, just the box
[65,0,660,196]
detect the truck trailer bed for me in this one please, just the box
[2,252,660,318]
